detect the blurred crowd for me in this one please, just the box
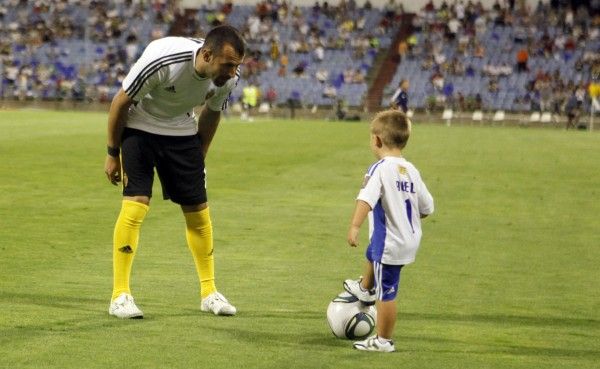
[0,0,179,102]
[0,0,398,108]
[2,0,598,116]
[396,0,600,114]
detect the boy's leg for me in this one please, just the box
[373,262,403,340]
[376,299,397,339]
[360,261,375,290]
[344,260,376,305]
[354,262,403,352]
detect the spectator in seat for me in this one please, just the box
[564,89,581,129]
[323,83,337,100]
[293,60,308,77]
[265,85,277,108]
[288,89,302,119]
[516,47,529,72]
[278,53,288,77]
[316,68,329,83]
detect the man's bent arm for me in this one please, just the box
[105,89,133,185]
[197,106,221,158]
[107,88,134,148]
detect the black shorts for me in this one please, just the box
[121,128,207,205]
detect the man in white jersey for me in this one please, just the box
[103,25,245,319]
[344,110,434,352]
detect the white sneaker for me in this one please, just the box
[343,278,376,306]
[108,293,144,319]
[353,335,396,352]
[201,292,237,316]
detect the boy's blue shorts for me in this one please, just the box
[367,245,404,301]
[372,261,404,301]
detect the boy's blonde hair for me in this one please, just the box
[371,110,412,149]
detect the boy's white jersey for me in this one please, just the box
[357,156,434,265]
[122,37,239,136]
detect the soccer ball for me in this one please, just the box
[326,291,376,339]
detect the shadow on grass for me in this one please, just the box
[206,324,346,350]
[401,311,600,329]
[3,291,599,359]
[0,291,106,311]
[396,334,600,358]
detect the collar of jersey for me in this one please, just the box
[383,155,405,161]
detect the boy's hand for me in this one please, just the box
[347,226,360,247]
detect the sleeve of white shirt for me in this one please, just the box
[122,43,167,101]
[206,75,238,111]
[390,88,400,104]
[416,174,434,215]
[356,166,383,209]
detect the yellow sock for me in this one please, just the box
[112,200,149,300]
[184,207,216,299]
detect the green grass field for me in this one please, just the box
[1,110,599,369]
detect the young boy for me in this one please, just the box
[344,109,434,352]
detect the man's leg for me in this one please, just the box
[182,203,216,299]
[112,197,149,300]
[109,196,149,319]
[182,203,236,316]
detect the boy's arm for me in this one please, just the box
[347,200,372,247]
[417,175,435,217]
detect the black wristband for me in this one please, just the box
[107,145,120,157]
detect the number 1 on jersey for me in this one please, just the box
[405,199,415,233]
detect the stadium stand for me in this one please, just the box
[383,0,600,115]
[0,0,398,109]
[1,0,598,118]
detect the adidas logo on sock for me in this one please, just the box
[119,245,133,254]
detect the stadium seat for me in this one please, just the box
[258,103,270,113]
[540,112,552,123]
[493,110,505,122]
[472,110,483,121]
[442,109,453,120]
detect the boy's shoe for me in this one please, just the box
[109,293,144,319]
[343,278,376,306]
[353,335,396,352]
[201,292,237,316]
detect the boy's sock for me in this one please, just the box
[112,200,149,300]
[359,282,372,291]
[377,336,392,344]
[184,207,217,299]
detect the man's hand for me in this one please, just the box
[347,225,360,247]
[104,155,122,186]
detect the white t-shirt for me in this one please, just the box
[122,37,239,136]
[357,156,434,265]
